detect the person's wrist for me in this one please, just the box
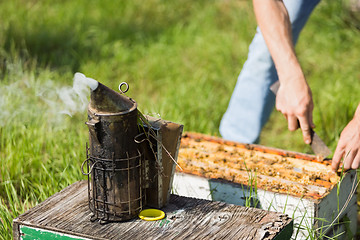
[277,64,306,86]
[276,55,303,80]
[278,73,309,93]
[353,103,360,126]
[354,102,360,117]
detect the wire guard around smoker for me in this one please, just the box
[82,145,144,224]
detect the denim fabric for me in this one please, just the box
[219,0,321,143]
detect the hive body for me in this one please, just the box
[173,133,357,239]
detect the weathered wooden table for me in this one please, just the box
[13,181,293,240]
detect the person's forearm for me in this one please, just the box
[252,0,305,83]
[252,0,314,144]
[354,102,360,122]
[352,102,360,131]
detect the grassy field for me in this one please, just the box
[0,0,360,239]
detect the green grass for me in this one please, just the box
[0,0,360,239]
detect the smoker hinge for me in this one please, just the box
[85,119,100,146]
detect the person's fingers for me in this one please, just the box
[298,115,312,144]
[309,109,315,129]
[288,115,299,131]
[351,151,360,169]
[343,149,355,170]
[332,146,344,171]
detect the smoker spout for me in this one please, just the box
[74,72,99,91]
[89,82,136,114]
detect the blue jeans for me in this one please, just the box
[219,0,321,143]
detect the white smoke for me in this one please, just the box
[42,72,99,117]
[0,69,98,127]
[74,72,98,91]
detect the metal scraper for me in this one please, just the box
[270,81,332,159]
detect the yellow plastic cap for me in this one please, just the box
[138,209,165,221]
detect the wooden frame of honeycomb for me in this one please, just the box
[177,132,339,198]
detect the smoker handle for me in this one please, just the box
[85,119,101,146]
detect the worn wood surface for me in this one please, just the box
[13,181,292,240]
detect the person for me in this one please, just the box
[220,0,319,145]
[219,0,359,171]
[332,103,360,171]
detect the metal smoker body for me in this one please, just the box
[84,82,143,223]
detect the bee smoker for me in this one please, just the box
[82,82,143,223]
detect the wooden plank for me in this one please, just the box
[13,181,293,240]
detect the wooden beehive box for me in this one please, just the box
[173,132,357,240]
[13,181,294,240]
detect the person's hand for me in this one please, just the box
[275,76,315,144]
[332,103,360,171]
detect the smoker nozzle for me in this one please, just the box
[89,82,136,114]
